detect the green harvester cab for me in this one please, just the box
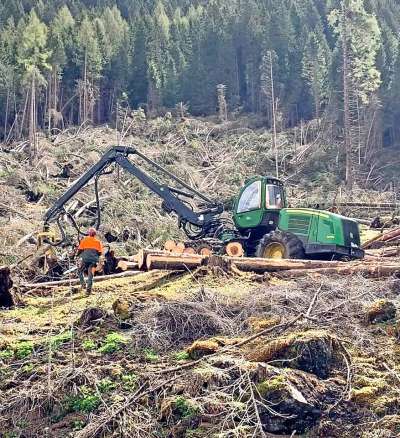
[232,176,364,260]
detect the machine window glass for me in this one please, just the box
[266,185,284,209]
[237,181,261,213]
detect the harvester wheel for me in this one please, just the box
[256,230,305,259]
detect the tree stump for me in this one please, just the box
[0,266,14,308]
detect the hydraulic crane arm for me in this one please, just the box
[43,146,224,241]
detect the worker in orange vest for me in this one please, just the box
[77,228,103,295]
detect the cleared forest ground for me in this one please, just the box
[1,116,400,437]
[1,270,400,437]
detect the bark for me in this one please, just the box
[146,254,204,271]
[0,266,14,308]
[277,263,400,279]
[117,260,138,271]
[21,270,140,289]
[342,2,353,190]
[227,257,348,273]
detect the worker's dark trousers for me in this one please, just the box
[78,262,95,292]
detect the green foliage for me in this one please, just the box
[0,347,14,360]
[121,373,138,390]
[81,339,96,351]
[14,341,34,359]
[66,386,101,413]
[143,348,159,362]
[174,351,190,361]
[97,332,128,354]
[98,378,116,393]
[0,341,34,360]
[329,0,382,104]
[49,331,72,349]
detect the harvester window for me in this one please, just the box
[266,185,284,209]
[237,181,261,213]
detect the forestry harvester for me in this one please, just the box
[41,146,364,260]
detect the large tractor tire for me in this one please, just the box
[256,230,305,259]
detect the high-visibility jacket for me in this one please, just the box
[77,236,103,263]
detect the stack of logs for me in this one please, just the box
[363,226,400,259]
[117,248,400,279]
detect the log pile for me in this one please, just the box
[133,249,400,279]
[363,226,400,250]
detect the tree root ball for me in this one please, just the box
[366,299,397,324]
[247,330,336,379]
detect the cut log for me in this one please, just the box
[0,266,14,308]
[183,247,196,255]
[226,242,244,257]
[175,242,185,254]
[117,260,139,271]
[199,247,213,257]
[164,240,176,252]
[21,270,140,289]
[277,264,400,279]
[146,254,205,271]
[137,249,175,270]
[225,257,349,273]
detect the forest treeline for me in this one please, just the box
[0,0,399,183]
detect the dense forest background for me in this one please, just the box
[0,0,399,188]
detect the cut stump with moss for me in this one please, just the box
[366,299,397,324]
[247,330,336,379]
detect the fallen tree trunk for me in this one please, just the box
[21,270,140,289]
[365,247,400,258]
[146,254,205,271]
[363,227,400,249]
[277,264,400,279]
[225,256,349,273]
[0,266,14,308]
[117,260,138,271]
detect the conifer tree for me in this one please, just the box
[16,10,50,160]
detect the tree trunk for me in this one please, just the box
[4,88,9,142]
[342,2,353,190]
[29,75,37,163]
[269,51,279,178]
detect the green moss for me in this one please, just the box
[256,374,286,397]
[98,332,128,354]
[174,396,200,419]
[351,386,381,404]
